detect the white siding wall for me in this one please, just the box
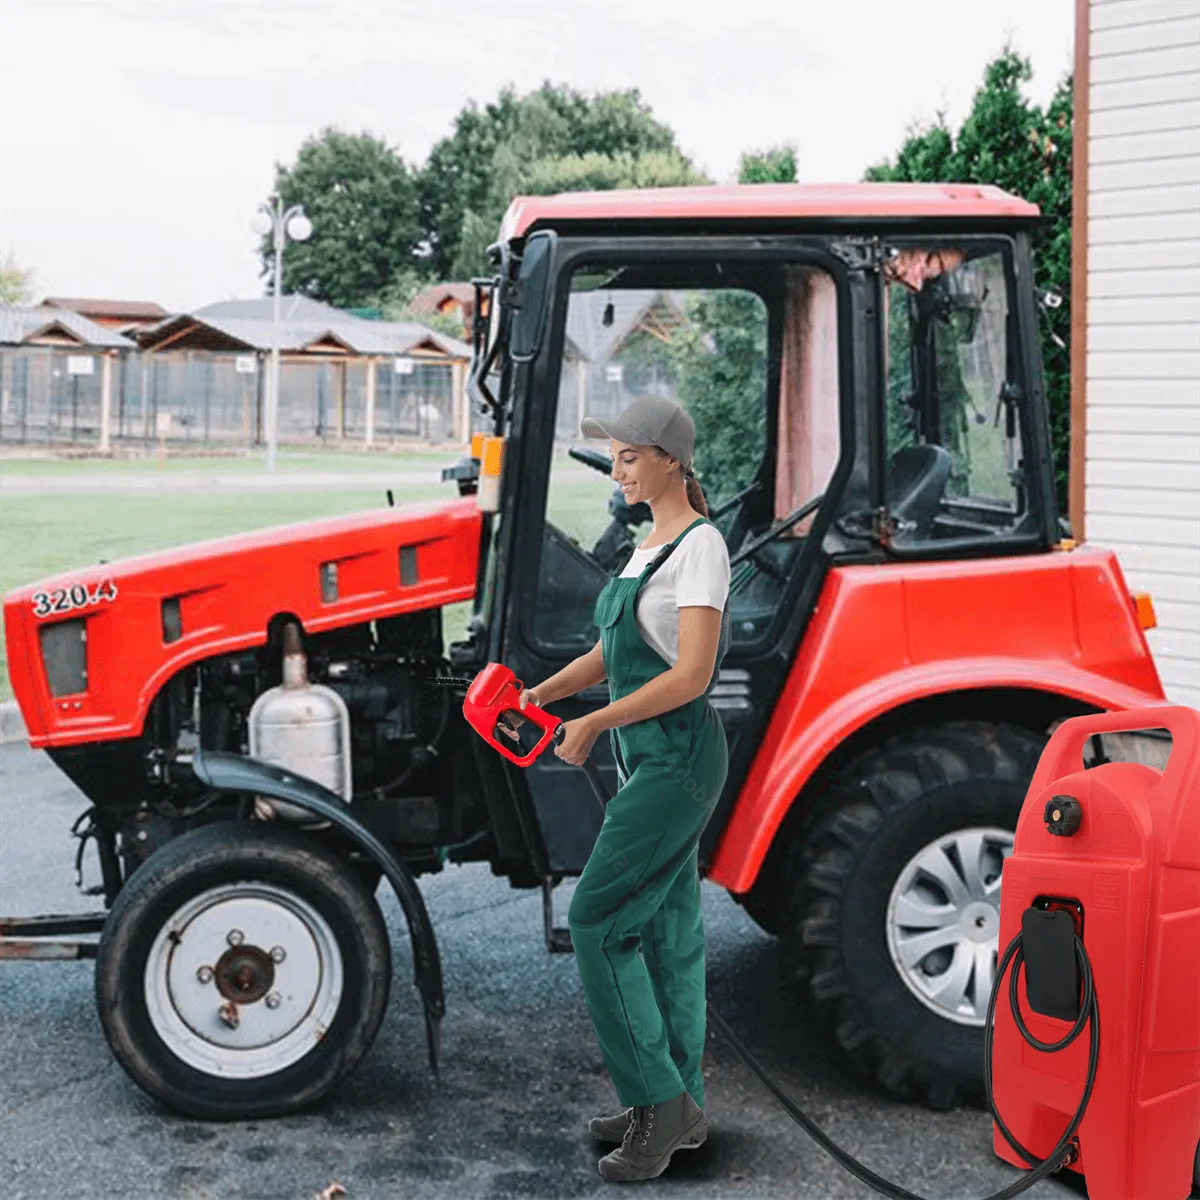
[1086,0,1200,708]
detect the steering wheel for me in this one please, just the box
[568,446,614,475]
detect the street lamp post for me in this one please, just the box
[253,196,312,471]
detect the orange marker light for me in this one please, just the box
[477,435,505,512]
[1132,592,1157,630]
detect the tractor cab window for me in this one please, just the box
[883,245,1032,544]
[529,259,842,655]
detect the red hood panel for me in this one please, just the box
[3,497,483,748]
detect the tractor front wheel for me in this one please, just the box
[95,820,391,1120]
[781,720,1047,1110]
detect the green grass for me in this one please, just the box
[0,447,463,476]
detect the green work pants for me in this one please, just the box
[567,515,729,1108]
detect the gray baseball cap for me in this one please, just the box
[580,395,695,473]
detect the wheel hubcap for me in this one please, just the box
[885,827,1014,1026]
[214,945,275,1004]
[144,883,343,1078]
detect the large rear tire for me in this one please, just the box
[781,720,1046,1110]
[95,820,391,1120]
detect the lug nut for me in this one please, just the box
[265,992,282,1009]
[196,965,214,984]
[270,946,286,963]
[226,929,244,947]
[218,1001,240,1030]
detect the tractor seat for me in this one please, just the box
[888,444,951,538]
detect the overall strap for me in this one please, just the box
[637,516,708,589]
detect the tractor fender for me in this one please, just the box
[708,658,1168,895]
[188,747,445,1077]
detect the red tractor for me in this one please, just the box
[2,183,1165,1120]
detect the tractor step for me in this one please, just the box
[541,877,574,953]
[0,912,106,960]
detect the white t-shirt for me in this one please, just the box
[618,521,731,666]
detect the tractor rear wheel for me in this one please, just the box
[95,820,391,1120]
[781,720,1047,1110]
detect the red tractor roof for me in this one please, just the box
[500,182,1039,240]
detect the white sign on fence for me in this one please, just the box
[234,355,257,374]
[605,364,623,384]
[155,411,172,436]
[66,356,95,377]
[394,357,415,375]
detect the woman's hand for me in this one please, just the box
[553,715,602,766]
[497,687,542,744]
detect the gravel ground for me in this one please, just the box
[0,740,1082,1200]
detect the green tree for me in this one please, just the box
[262,128,422,308]
[419,83,701,279]
[738,144,798,183]
[520,148,706,196]
[866,50,1073,510]
[0,251,35,304]
[672,290,769,506]
[367,266,425,314]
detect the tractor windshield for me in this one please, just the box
[882,243,1032,543]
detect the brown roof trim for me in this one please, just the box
[42,297,168,320]
[1069,0,1090,543]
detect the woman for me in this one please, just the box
[516,395,731,1182]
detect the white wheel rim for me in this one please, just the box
[885,827,1014,1027]
[143,881,344,1079]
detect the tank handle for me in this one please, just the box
[1031,705,1198,803]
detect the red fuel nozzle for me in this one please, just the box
[462,663,564,767]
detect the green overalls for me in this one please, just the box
[567,515,730,1110]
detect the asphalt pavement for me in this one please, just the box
[0,740,1082,1200]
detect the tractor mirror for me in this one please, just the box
[510,231,557,363]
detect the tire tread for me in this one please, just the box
[783,720,1046,1110]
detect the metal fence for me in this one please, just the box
[0,348,467,449]
[0,347,108,445]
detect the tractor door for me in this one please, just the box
[875,235,1059,553]
[496,237,871,875]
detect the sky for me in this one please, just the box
[0,0,1075,312]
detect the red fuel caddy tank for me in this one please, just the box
[992,705,1200,1199]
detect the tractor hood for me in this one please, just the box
[3,496,483,748]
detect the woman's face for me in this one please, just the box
[608,439,680,505]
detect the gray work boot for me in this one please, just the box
[588,1103,706,1147]
[596,1091,707,1181]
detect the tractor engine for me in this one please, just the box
[112,609,479,880]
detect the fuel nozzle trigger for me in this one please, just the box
[463,662,565,766]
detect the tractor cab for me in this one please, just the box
[451,183,1061,878]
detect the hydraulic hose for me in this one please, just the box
[570,740,1100,1200]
